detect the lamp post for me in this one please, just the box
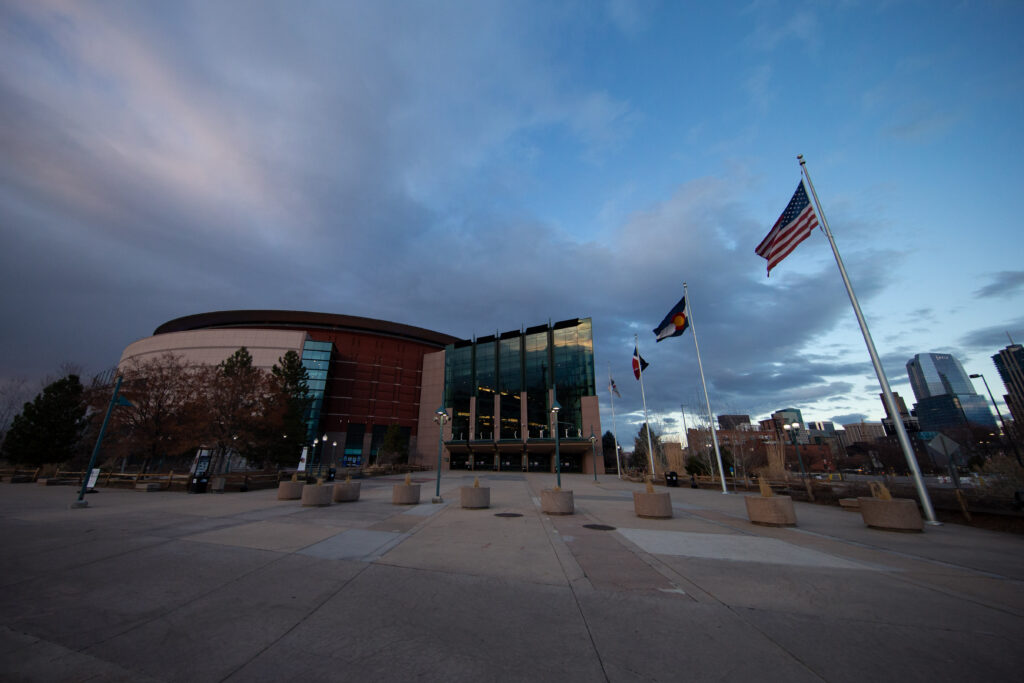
[783,422,814,502]
[551,399,562,489]
[433,406,449,503]
[589,429,598,482]
[331,441,337,466]
[318,433,328,478]
[970,372,1022,466]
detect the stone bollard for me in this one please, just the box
[277,480,304,500]
[460,486,490,509]
[392,483,421,505]
[633,490,673,519]
[744,495,796,526]
[858,497,923,532]
[540,488,574,515]
[332,481,361,503]
[301,483,333,507]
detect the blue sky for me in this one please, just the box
[1,0,1022,443]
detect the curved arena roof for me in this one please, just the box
[154,310,460,349]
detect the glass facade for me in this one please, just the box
[446,342,473,441]
[474,338,496,440]
[907,353,975,401]
[552,318,595,438]
[498,333,522,439]
[301,340,333,441]
[342,423,365,467]
[444,318,595,442]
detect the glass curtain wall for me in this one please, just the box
[499,334,522,439]
[552,319,595,437]
[475,338,496,440]
[301,340,333,441]
[445,342,473,440]
[524,327,551,438]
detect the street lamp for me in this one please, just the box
[551,398,562,489]
[783,422,814,502]
[970,373,1022,466]
[331,441,337,466]
[318,433,328,477]
[433,406,449,503]
[589,429,598,482]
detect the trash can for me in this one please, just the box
[665,471,679,487]
[327,468,337,482]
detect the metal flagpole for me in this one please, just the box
[797,154,939,524]
[635,334,657,479]
[608,363,623,479]
[684,283,728,493]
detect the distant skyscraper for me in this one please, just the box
[880,391,911,420]
[992,344,1024,432]
[905,352,996,433]
[718,414,751,430]
[906,353,975,401]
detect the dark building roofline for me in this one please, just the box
[154,310,460,349]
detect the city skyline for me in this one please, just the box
[1,2,1022,439]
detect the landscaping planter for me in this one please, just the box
[460,486,490,509]
[744,495,796,526]
[301,483,333,507]
[541,488,574,515]
[858,497,923,532]
[277,480,304,500]
[633,491,673,519]
[392,483,421,505]
[332,481,361,503]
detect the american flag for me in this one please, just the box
[755,181,819,276]
[608,377,621,398]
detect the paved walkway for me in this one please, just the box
[1,473,1022,682]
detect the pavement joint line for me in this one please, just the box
[218,561,375,683]
[533,501,610,683]
[786,526,1014,580]
[79,542,293,655]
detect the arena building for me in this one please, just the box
[119,311,602,475]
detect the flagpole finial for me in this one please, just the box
[797,153,805,165]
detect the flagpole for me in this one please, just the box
[635,334,657,479]
[608,364,623,479]
[797,154,939,524]
[684,284,728,493]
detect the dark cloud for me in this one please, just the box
[973,271,1024,299]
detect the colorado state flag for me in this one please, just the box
[653,296,689,342]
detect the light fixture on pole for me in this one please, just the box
[589,429,598,482]
[331,441,337,464]
[783,422,814,502]
[319,433,328,477]
[433,406,449,503]
[551,398,562,489]
[970,373,1021,465]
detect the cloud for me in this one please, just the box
[974,271,1024,299]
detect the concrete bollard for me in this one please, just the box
[744,495,796,526]
[541,489,574,515]
[633,491,673,519]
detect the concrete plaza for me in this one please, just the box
[1,473,1022,682]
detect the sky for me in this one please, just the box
[2,0,1023,445]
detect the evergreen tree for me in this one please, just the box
[632,423,663,473]
[1,375,87,466]
[377,424,409,465]
[601,430,618,470]
[268,350,311,467]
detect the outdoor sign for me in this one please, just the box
[297,446,308,472]
[191,449,213,476]
[87,468,100,489]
